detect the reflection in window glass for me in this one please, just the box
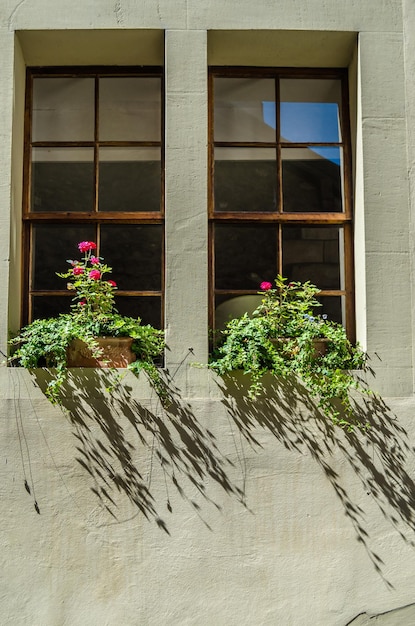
[282,147,343,212]
[99,77,161,142]
[100,224,162,291]
[316,296,344,325]
[32,78,95,142]
[215,294,262,330]
[32,224,95,290]
[280,78,342,143]
[282,226,344,290]
[115,296,161,328]
[99,147,161,212]
[214,78,276,143]
[31,148,94,213]
[214,148,277,212]
[32,296,72,320]
[215,224,278,290]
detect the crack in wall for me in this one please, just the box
[7,0,29,30]
[114,0,124,26]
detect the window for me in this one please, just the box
[22,67,164,328]
[209,67,355,339]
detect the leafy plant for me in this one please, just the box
[9,241,165,405]
[209,275,369,429]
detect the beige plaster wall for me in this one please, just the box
[1,0,415,625]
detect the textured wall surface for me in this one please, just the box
[2,0,415,624]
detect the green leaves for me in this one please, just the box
[209,276,369,429]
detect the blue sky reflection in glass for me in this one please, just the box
[262,101,341,165]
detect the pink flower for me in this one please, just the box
[72,266,84,276]
[89,269,101,280]
[78,241,97,253]
[79,300,86,307]
[90,256,100,265]
[260,281,272,291]
[107,280,117,287]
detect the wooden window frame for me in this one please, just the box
[22,66,165,327]
[208,66,355,340]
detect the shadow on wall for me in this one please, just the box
[218,372,415,588]
[52,368,246,535]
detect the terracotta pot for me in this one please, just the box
[66,337,136,368]
[271,337,330,358]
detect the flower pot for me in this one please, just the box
[67,337,136,368]
[312,338,330,357]
[271,337,329,358]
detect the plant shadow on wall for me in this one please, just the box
[48,366,246,534]
[218,371,415,588]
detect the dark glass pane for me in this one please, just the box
[32,225,95,290]
[32,295,72,320]
[315,296,344,325]
[282,147,343,213]
[99,77,161,142]
[214,148,277,213]
[100,225,162,291]
[282,226,343,290]
[215,224,278,290]
[280,78,342,143]
[99,148,161,212]
[31,148,94,213]
[32,77,94,142]
[115,296,162,328]
[214,77,276,142]
[215,294,262,330]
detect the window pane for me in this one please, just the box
[32,296,72,320]
[282,147,343,212]
[115,296,162,328]
[316,296,344,325]
[100,225,162,291]
[215,294,262,330]
[215,224,278,290]
[31,148,94,213]
[99,77,161,142]
[32,78,95,142]
[214,78,276,142]
[32,225,95,290]
[280,78,342,143]
[214,148,277,213]
[98,148,161,212]
[282,226,344,290]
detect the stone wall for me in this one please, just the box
[1,1,415,624]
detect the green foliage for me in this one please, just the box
[9,242,164,405]
[209,275,369,429]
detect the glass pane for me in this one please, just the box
[214,148,277,213]
[115,296,162,329]
[32,295,72,320]
[32,225,95,290]
[32,77,94,142]
[282,147,343,212]
[215,294,262,330]
[215,224,278,290]
[280,78,342,143]
[100,225,162,291]
[98,148,161,212]
[99,77,161,141]
[315,296,344,325]
[31,148,94,213]
[282,226,344,290]
[214,77,276,142]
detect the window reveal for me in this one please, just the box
[23,67,164,328]
[209,68,354,339]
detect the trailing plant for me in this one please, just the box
[9,241,165,405]
[209,275,369,429]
